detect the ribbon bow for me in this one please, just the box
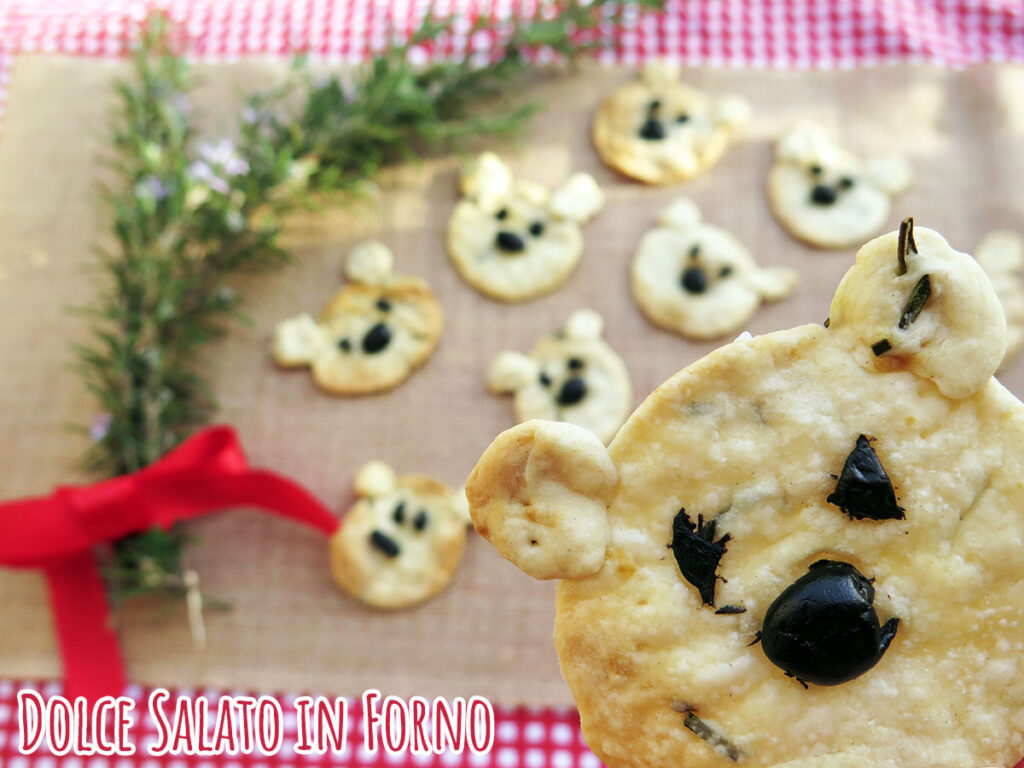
[0,425,340,703]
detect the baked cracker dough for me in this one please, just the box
[468,223,1023,768]
[330,461,470,609]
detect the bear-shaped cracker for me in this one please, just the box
[975,230,1024,369]
[487,309,632,444]
[768,121,911,249]
[467,220,1023,768]
[632,197,798,339]
[447,152,604,302]
[272,242,443,394]
[330,461,470,609]
[592,61,751,185]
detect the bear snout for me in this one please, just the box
[495,231,526,253]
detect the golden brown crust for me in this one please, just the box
[591,68,749,185]
[330,468,468,609]
[272,247,443,395]
[469,226,1021,767]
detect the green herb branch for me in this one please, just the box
[78,1,663,605]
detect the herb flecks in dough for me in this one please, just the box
[681,713,742,762]
[714,604,746,615]
[897,216,917,275]
[898,274,932,330]
[827,435,905,521]
[670,508,730,605]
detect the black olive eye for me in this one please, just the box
[376,298,392,312]
[529,221,545,237]
[538,372,552,387]
[688,244,700,260]
[719,266,733,278]
[338,338,351,352]
[413,510,429,531]
[567,357,584,371]
[649,99,662,111]
[676,113,690,124]
[810,164,823,176]
[839,176,855,190]
[827,435,904,521]
[392,502,406,524]
[495,208,508,220]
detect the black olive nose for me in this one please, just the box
[639,118,666,141]
[760,560,899,687]
[369,530,401,558]
[556,377,587,406]
[681,266,708,294]
[495,231,526,253]
[362,322,391,354]
[810,184,838,206]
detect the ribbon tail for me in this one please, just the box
[45,553,125,704]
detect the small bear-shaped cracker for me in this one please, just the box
[768,121,911,248]
[592,61,751,185]
[467,220,1023,768]
[447,153,604,303]
[272,242,443,394]
[487,309,632,444]
[329,461,470,609]
[632,197,798,339]
[974,230,1024,368]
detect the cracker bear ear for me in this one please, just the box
[344,241,394,286]
[549,173,604,223]
[745,265,799,302]
[865,155,912,196]
[828,221,1006,399]
[714,94,752,128]
[659,197,702,231]
[777,121,831,163]
[640,60,681,88]
[354,461,397,498]
[460,152,513,209]
[466,420,617,580]
[487,351,539,393]
[272,314,328,366]
[565,308,604,341]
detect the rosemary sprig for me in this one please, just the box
[78,3,663,602]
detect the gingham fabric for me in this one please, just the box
[0,0,1021,67]
[3,1,1024,766]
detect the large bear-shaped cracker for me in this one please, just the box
[467,221,1023,768]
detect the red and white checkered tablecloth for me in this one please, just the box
[2,1,1024,766]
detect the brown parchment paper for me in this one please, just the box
[0,56,1022,706]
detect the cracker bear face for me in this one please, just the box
[487,309,632,444]
[329,461,469,609]
[468,223,1022,768]
[592,62,751,185]
[272,242,443,394]
[632,198,798,339]
[447,153,604,303]
[768,122,911,249]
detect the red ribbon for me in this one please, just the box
[0,425,340,704]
